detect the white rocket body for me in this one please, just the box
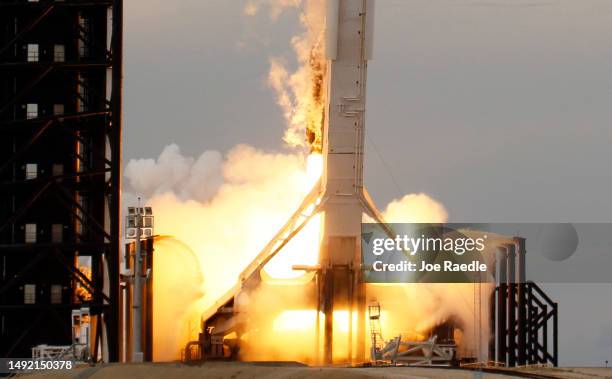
[320,0,374,249]
[200,0,380,365]
[317,0,377,363]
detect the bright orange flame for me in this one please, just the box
[140,0,459,362]
[262,154,322,279]
[273,310,320,332]
[271,309,362,362]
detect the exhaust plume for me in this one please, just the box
[121,0,467,361]
[244,0,301,19]
[258,0,327,152]
[383,193,449,224]
[124,145,318,360]
[124,144,223,203]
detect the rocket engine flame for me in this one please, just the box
[122,0,464,362]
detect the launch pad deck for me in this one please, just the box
[14,362,611,379]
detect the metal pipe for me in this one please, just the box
[527,284,534,363]
[543,303,548,364]
[506,243,516,367]
[496,246,507,366]
[553,303,558,366]
[323,267,334,364]
[514,237,527,365]
[109,0,124,362]
[488,261,497,363]
[131,215,143,362]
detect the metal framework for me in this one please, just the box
[377,336,456,366]
[0,0,122,361]
[368,302,384,362]
[490,240,558,367]
[121,238,154,362]
[368,301,456,366]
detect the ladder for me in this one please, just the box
[368,302,384,361]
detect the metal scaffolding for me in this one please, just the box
[490,239,558,367]
[0,0,122,362]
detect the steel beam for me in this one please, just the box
[506,243,516,367]
[496,246,507,365]
[515,237,527,366]
[0,0,122,360]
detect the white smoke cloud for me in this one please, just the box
[122,0,458,362]
[383,193,449,223]
[257,0,327,151]
[244,0,302,19]
[123,144,313,361]
[124,143,223,204]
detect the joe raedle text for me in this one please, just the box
[369,234,489,274]
[372,259,487,273]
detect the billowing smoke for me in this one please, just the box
[124,145,317,360]
[244,0,301,19]
[150,236,205,361]
[256,0,327,152]
[377,195,490,361]
[367,282,491,362]
[123,144,453,361]
[121,0,478,362]
[383,193,449,224]
[124,144,223,204]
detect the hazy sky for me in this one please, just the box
[123,0,612,366]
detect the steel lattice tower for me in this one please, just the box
[0,0,122,361]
